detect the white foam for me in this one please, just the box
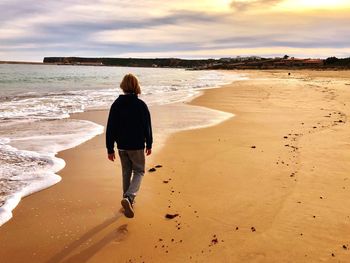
[150,103,234,153]
[0,120,103,226]
[9,119,104,154]
[0,168,62,226]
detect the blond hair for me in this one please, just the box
[120,73,141,95]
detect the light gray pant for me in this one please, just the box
[118,149,145,203]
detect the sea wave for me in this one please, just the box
[0,119,104,226]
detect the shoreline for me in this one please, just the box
[0,119,104,227]
[2,60,350,70]
[0,68,240,227]
[1,70,350,262]
[0,72,238,227]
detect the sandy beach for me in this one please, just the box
[1,70,350,262]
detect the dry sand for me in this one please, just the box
[1,70,350,262]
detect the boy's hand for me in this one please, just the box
[108,153,115,162]
[145,148,152,156]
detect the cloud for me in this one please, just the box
[230,0,283,11]
[0,0,349,61]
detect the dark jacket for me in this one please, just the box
[106,94,153,154]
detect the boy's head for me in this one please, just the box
[120,73,141,95]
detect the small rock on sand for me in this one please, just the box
[155,165,163,168]
[165,213,179,219]
[148,168,156,172]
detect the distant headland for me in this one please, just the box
[42,56,350,70]
[1,56,350,69]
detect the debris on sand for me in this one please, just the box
[211,238,218,245]
[208,235,220,247]
[149,165,163,172]
[251,227,256,232]
[165,213,179,219]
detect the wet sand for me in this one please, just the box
[1,70,350,262]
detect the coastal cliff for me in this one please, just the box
[42,56,350,70]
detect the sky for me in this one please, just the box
[0,0,349,61]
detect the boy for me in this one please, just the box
[106,73,153,218]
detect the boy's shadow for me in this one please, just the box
[46,210,127,263]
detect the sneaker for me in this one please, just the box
[121,198,134,218]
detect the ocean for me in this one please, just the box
[0,64,245,226]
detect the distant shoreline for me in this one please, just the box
[0,61,43,65]
[1,55,350,70]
